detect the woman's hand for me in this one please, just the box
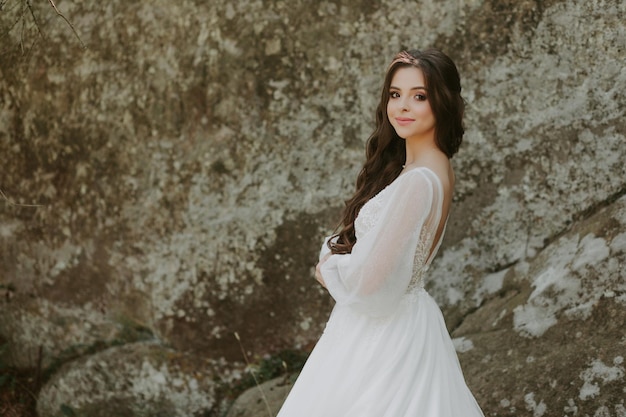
[315,253,332,288]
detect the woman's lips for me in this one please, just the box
[395,117,415,126]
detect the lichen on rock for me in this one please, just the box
[36,342,217,417]
[0,0,625,415]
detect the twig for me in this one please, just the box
[35,345,42,392]
[234,332,274,417]
[26,0,45,42]
[0,4,26,48]
[19,0,27,54]
[47,0,86,49]
[0,188,42,207]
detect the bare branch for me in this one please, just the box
[0,3,26,47]
[19,0,27,53]
[0,188,43,208]
[47,0,86,49]
[26,0,45,42]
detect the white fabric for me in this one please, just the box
[277,167,484,417]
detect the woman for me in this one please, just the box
[277,49,484,416]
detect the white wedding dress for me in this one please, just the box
[277,167,484,417]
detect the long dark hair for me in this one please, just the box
[329,48,465,254]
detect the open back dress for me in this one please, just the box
[277,167,484,417]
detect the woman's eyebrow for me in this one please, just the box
[389,85,428,91]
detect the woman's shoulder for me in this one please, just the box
[402,159,453,192]
[400,166,448,195]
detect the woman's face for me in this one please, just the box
[386,66,436,142]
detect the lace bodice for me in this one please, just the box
[355,173,444,294]
[320,167,446,317]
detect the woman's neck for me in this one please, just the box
[403,136,439,167]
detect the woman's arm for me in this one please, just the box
[319,168,444,316]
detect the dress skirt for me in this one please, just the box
[277,288,484,417]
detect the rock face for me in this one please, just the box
[37,342,218,417]
[0,0,624,416]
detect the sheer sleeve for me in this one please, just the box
[319,235,333,262]
[319,168,443,317]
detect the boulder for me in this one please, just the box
[36,342,216,417]
[450,194,626,416]
[0,0,624,415]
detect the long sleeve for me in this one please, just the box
[319,168,444,317]
[319,235,333,262]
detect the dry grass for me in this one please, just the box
[0,335,39,417]
[0,367,38,417]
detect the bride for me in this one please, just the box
[277,49,485,417]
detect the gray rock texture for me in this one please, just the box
[37,342,217,417]
[225,378,292,417]
[0,0,624,416]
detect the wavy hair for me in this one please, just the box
[329,48,465,254]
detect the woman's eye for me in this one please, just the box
[390,91,400,98]
[415,94,427,101]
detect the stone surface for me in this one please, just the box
[450,193,626,416]
[225,377,292,417]
[0,0,625,415]
[36,342,217,417]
